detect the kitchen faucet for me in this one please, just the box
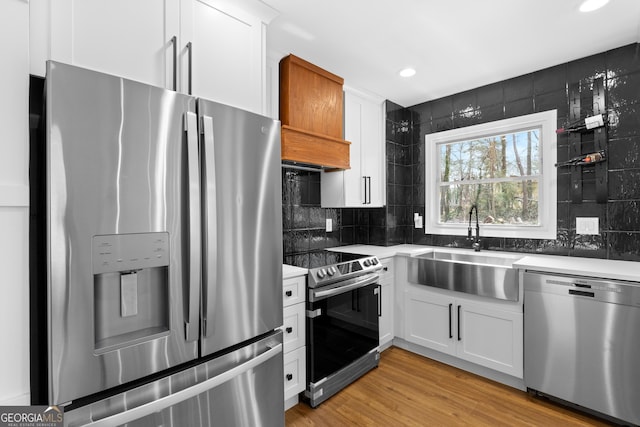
[467,205,481,251]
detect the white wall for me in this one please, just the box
[0,0,31,405]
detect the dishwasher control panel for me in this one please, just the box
[524,272,640,306]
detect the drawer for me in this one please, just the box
[283,346,306,399]
[283,275,306,307]
[283,302,305,353]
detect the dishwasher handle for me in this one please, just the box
[569,289,595,298]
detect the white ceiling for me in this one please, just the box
[263,0,640,107]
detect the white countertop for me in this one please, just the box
[283,264,307,279]
[513,255,640,282]
[327,244,640,283]
[327,244,430,258]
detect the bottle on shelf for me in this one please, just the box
[555,150,606,168]
[556,113,607,134]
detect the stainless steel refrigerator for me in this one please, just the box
[30,61,284,426]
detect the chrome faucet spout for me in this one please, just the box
[467,205,481,251]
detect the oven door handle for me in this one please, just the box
[310,274,379,302]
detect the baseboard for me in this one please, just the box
[284,395,299,411]
[0,392,31,406]
[392,338,525,391]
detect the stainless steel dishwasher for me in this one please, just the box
[524,271,640,426]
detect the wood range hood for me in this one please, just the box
[279,54,350,170]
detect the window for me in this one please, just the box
[425,110,557,239]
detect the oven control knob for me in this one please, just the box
[363,259,371,267]
[327,267,336,276]
[317,268,326,279]
[370,258,377,265]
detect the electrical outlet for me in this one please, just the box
[326,218,333,232]
[576,217,599,235]
[414,213,423,229]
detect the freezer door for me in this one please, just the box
[63,332,284,427]
[45,62,200,405]
[198,99,283,356]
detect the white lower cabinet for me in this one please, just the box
[283,303,304,354]
[283,346,306,404]
[282,274,306,410]
[405,289,455,354]
[378,258,394,349]
[405,284,523,378]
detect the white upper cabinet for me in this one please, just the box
[2,0,29,200]
[321,86,385,207]
[0,0,30,406]
[30,0,277,114]
[31,0,179,88]
[180,0,270,113]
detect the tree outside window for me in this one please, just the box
[439,129,540,226]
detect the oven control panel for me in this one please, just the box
[308,256,381,288]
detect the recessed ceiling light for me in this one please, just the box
[579,0,609,12]
[399,68,416,78]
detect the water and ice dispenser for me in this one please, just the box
[92,232,170,353]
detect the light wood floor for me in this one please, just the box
[285,346,613,426]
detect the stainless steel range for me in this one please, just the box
[305,251,383,407]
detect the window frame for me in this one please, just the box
[425,109,557,239]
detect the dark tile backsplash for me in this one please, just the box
[283,43,640,265]
[281,168,387,267]
[405,43,640,262]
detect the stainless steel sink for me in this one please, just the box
[408,250,522,301]
[427,251,522,267]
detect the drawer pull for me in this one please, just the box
[286,327,293,333]
[285,290,293,297]
[286,373,293,381]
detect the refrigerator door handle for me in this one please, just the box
[200,114,217,338]
[184,111,201,342]
[81,343,283,427]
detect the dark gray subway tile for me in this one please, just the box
[504,74,534,102]
[476,82,504,106]
[606,43,640,78]
[534,64,567,95]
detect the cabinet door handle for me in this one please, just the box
[448,303,453,339]
[367,176,372,205]
[285,327,293,334]
[362,176,368,205]
[186,41,193,95]
[377,285,382,317]
[170,36,177,91]
[286,373,293,381]
[285,290,292,297]
[457,305,462,341]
